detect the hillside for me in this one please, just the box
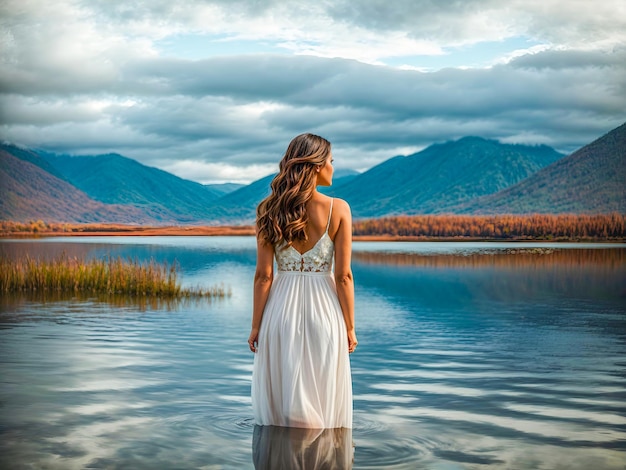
[217,174,275,222]
[3,124,623,225]
[455,123,626,214]
[44,153,224,222]
[330,137,564,217]
[206,183,245,195]
[0,144,68,181]
[0,149,155,223]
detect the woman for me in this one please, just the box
[249,133,357,429]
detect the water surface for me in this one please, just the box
[1,237,625,469]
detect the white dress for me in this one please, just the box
[252,200,353,429]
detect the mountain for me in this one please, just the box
[455,122,626,214]
[3,125,622,225]
[330,137,564,217]
[217,174,275,222]
[205,182,245,195]
[0,146,154,223]
[216,169,360,223]
[1,144,68,181]
[43,153,224,222]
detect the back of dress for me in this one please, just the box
[252,197,353,429]
[275,199,334,274]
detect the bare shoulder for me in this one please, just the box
[331,197,352,217]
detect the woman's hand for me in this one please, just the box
[248,328,259,353]
[347,328,358,354]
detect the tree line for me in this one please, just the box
[2,213,625,240]
[352,213,626,239]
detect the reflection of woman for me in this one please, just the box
[253,425,353,470]
[249,133,357,429]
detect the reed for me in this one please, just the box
[0,254,230,298]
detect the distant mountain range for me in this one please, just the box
[1,122,624,224]
[42,152,226,222]
[329,136,564,217]
[455,122,626,214]
[205,182,245,196]
[0,147,152,223]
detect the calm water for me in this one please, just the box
[1,237,625,469]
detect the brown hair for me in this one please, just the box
[256,133,331,247]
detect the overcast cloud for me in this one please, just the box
[1,0,625,183]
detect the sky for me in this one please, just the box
[1,0,625,184]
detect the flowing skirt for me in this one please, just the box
[252,271,353,429]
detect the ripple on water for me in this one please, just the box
[352,415,389,435]
[355,437,436,469]
[211,413,389,435]
[208,411,256,437]
[235,416,256,429]
[351,415,443,468]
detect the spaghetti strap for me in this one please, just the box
[325,198,334,233]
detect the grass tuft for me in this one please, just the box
[0,254,229,298]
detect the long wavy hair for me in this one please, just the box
[256,133,331,247]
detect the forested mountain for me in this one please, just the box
[0,147,153,223]
[217,174,275,222]
[455,122,626,214]
[330,137,564,217]
[205,183,245,195]
[1,123,624,224]
[43,153,224,222]
[1,144,67,181]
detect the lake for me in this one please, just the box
[1,237,625,469]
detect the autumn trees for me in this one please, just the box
[352,214,625,240]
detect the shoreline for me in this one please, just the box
[1,226,624,243]
[1,225,256,238]
[4,214,623,242]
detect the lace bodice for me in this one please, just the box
[276,233,334,273]
[275,199,334,273]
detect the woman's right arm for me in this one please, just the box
[249,234,274,353]
[333,199,358,353]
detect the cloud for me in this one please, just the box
[326,0,626,50]
[161,160,277,185]
[82,0,626,56]
[1,0,625,183]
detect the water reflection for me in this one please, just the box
[0,291,220,316]
[0,237,257,279]
[252,426,353,470]
[0,238,625,469]
[353,248,626,306]
[353,246,626,267]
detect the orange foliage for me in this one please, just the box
[0,220,255,237]
[2,214,625,240]
[353,214,626,240]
